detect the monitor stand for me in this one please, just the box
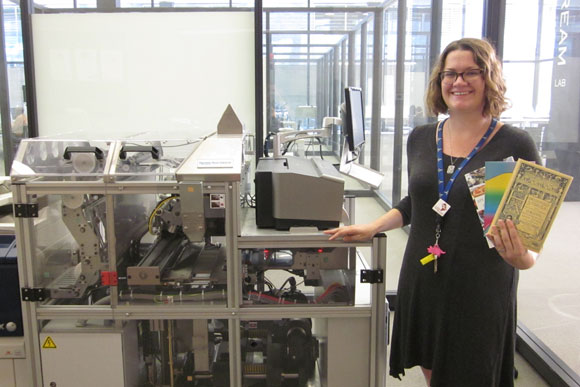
[339,139,384,189]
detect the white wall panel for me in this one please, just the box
[32,12,255,139]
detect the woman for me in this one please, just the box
[325,38,540,386]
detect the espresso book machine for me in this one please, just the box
[10,107,387,387]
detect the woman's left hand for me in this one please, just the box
[487,219,536,269]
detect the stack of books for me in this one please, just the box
[465,159,573,253]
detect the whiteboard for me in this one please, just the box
[32,12,255,140]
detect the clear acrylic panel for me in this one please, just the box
[108,139,200,182]
[241,245,370,307]
[31,193,108,302]
[11,139,111,182]
[115,193,228,307]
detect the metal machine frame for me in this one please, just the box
[12,133,387,386]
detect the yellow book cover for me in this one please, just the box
[490,159,573,253]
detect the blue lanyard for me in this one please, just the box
[436,118,497,202]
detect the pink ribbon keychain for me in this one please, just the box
[420,223,446,273]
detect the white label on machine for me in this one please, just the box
[197,159,234,168]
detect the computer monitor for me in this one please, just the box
[343,87,365,152]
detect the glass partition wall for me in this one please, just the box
[503,0,580,381]
[0,0,26,174]
[263,6,380,180]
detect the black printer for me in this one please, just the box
[255,156,344,230]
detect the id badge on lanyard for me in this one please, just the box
[420,118,497,273]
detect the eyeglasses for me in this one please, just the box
[439,69,484,84]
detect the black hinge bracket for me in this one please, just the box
[360,269,384,284]
[21,288,47,302]
[13,203,39,218]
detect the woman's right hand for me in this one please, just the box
[323,224,377,242]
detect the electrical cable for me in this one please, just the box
[262,276,275,292]
[315,282,343,304]
[345,148,360,164]
[316,137,324,160]
[276,276,296,296]
[148,195,179,234]
[246,291,294,304]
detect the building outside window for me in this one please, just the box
[503,0,580,376]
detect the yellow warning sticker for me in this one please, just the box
[42,336,57,349]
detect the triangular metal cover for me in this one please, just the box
[217,104,244,135]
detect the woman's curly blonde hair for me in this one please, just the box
[425,38,509,118]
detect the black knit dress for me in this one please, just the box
[389,122,541,387]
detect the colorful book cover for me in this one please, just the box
[490,159,573,253]
[483,160,516,233]
[465,166,486,230]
